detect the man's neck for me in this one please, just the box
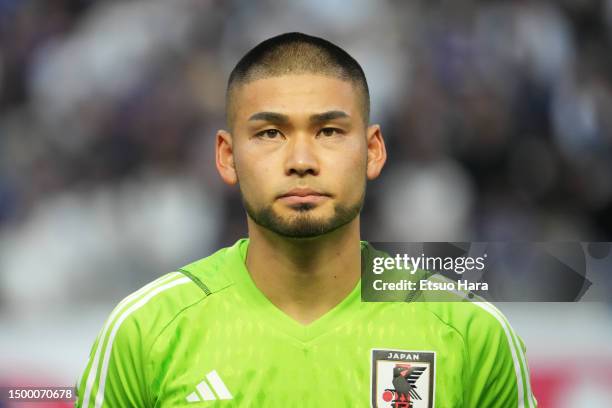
[245,218,362,326]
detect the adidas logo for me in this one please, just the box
[186,370,233,403]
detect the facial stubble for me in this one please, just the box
[241,184,365,239]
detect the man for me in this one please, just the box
[75,32,537,407]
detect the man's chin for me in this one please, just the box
[244,198,362,239]
[252,210,345,238]
[284,202,318,212]
[268,216,337,239]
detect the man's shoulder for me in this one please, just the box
[106,241,244,340]
[411,276,514,342]
[176,240,243,295]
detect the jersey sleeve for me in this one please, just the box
[75,310,149,407]
[464,303,537,408]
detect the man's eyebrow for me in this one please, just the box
[309,110,350,124]
[248,112,290,123]
[247,110,350,125]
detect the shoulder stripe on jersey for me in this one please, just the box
[472,301,531,408]
[424,274,533,407]
[483,302,536,407]
[93,276,191,408]
[80,272,182,408]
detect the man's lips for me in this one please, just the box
[277,188,330,205]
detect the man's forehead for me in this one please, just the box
[241,72,348,86]
[232,74,361,120]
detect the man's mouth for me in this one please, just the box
[277,188,330,205]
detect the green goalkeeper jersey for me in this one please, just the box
[75,239,537,407]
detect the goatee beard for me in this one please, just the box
[242,198,362,239]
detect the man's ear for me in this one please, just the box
[216,129,238,185]
[366,124,387,180]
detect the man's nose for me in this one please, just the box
[284,134,320,177]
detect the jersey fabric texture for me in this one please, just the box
[75,238,537,407]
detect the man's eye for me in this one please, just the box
[319,128,342,137]
[256,129,281,139]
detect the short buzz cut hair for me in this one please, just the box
[225,32,370,130]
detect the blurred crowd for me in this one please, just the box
[1,0,612,314]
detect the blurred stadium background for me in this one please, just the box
[1,0,612,406]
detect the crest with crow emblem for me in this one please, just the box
[371,349,435,407]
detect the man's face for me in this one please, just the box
[227,74,371,238]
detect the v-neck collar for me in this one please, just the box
[225,238,365,343]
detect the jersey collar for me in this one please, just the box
[224,238,367,343]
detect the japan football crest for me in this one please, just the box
[371,349,435,408]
